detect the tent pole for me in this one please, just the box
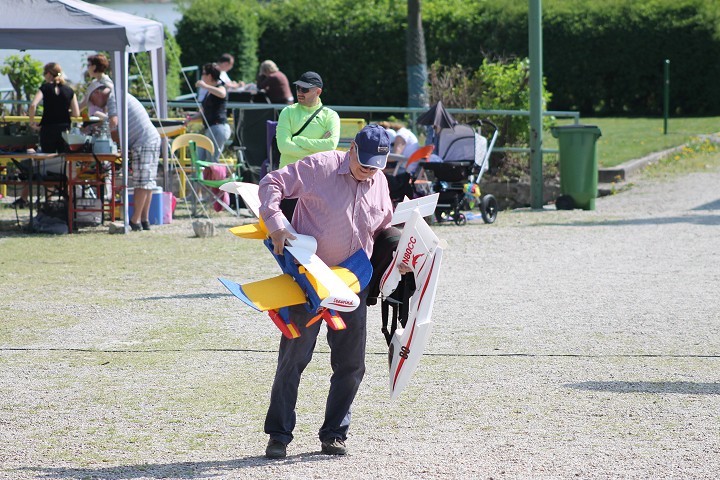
[114,51,130,232]
[151,47,169,191]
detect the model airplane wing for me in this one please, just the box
[388,246,443,400]
[223,181,318,253]
[218,275,307,311]
[286,246,362,312]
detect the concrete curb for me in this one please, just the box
[598,132,720,183]
[598,145,684,183]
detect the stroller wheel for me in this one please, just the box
[480,194,498,224]
[454,213,467,226]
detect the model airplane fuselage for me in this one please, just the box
[380,207,444,400]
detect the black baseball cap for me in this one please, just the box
[293,71,323,89]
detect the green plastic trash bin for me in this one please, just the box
[551,125,602,210]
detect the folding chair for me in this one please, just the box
[393,144,435,176]
[171,133,239,216]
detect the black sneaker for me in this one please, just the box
[265,438,287,459]
[141,221,151,231]
[321,438,347,455]
[129,221,142,231]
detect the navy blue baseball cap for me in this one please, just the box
[354,124,391,169]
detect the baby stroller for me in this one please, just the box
[420,119,500,225]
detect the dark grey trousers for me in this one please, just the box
[264,289,368,445]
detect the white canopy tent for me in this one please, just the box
[1,0,168,230]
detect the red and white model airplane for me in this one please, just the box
[379,194,444,400]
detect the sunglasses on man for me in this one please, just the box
[296,86,314,93]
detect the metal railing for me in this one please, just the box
[0,96,579,155]
[164,101,580,155]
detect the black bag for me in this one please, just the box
[41,199,68,221]
[366,227,416,346]
[30,213,68,234]
[270,106,324,171]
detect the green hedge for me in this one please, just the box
[419,0,720,115]
[175,0,259,87]
[541,0,720,115]
[257,0,406,107]
[176,0,720,115]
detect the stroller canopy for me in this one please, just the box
[437,124,487,166]
[416,100,458,130]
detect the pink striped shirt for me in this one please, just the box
[259,150,393,266]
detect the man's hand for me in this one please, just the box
[397,263,413,275]
[322,130,332,139]
[269,228,297,255]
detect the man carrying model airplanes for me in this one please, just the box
[258,124,395,458]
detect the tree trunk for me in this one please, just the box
[406,0,428,108]
[10,79,23,116]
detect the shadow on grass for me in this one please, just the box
[566,381,720,395]
[692,198,720,210]
[20,452,336,479]
[140,293,232,301]
[531,213,720,228]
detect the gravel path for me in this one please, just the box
[1,168,719,479]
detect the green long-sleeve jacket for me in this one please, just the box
[276,101,340,168]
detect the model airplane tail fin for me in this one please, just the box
[268,309,301,339]
[229,218,268,239]
[220,181,261,218]
[380,209,440,298]
[391,193,439,226]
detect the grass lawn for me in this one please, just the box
[546,116,720,168]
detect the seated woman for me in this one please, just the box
[379,121,420,159]
[379,121,422,175]
[256,60,293,104]
[184,63,231,162]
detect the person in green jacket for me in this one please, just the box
[275,71,340,219]
[276,71,340,169]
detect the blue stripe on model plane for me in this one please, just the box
[337,249,373,290]
[218,277,261,311]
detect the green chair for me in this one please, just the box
[171,133,239,216]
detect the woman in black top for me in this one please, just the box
[184,63,230,162]
[28,62,80,153]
